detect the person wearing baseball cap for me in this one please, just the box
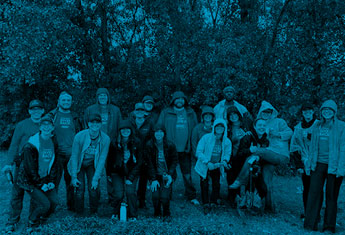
[142,95,159,125]
[67,112,110,215]
[4,99,45,233]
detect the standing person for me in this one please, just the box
[191,106,215,158]
[68,113,110,215]
[146,124,178,220]
[304,100,345,233]
[194,119,231,212]
[106,120,142,220]
[47,91,83,211]
[16,116,59,231]
[157,91,199,204]
[84,88,122,203]
[142,95,159,125]
[290,103,319,219]
[230,101,293,211]
[213,85,252,123]
[3,100,45,233]
[130,103,154,208]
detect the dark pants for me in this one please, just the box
[301,173,310,215]
[56,154,74,210]
[137,163,149,207]
[304,163,343,232]
[227,156,246,204]
[200,169,220,204]
[152,177,172,217]
[106,145,115,203]
[111,173,139,218]
[74,164,100,214]
[7,166,25,225]
[178,152,196,200]
[28,188,57,225]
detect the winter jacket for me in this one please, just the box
[214,99,252,122]
[67,129,110,182]
[106,137,142,182]
[84,88,122,143]
[47,108,83,133]
[157,92,198,153]
[257,101,293,158]
[17,133,59,191]
[145,139,179,181]
[305,100,345,176]
[191,124,212,157]
[129,116,154,148]
[195,119,232,179]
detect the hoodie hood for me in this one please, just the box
[169,91,188,106]
[96,88,110,104]
[320,100,337,114]
[257,101,278,120]
[212,119,228,139]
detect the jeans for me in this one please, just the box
[111,173,139,218]
[74,164,100,214]
[304,163,343,232]
[7,166,25,225]
[152,176,172,217]
[178,152,196,200]
[28,188,57,225]
[137,163,149,207]
[200,169,220,204]
[56,154,74,210]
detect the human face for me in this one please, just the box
[229,112,239,123]
[261,109,273,120]
[302,109,314,122]
[98,93,108,105]
[88,121,102,132]
[254,119,267,136]
[58,94,72,110]
[174,98,185,108]
[29,107,45,120]
[321,108,335,120]
[40,122,54,136]
[120,128,131,138]
[143,102,154,112]
[154,130,164,142]
[135,109,145,118]
[203,114,213,123]
[224,90,235,101]
[215,124,225,135]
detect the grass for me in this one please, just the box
[0,150,344,234]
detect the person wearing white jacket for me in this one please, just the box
[195,119,232,209]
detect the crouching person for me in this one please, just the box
[146,124,178,220]
[195,119,231,212]
[68,113,110,215]
[16,116,58,230]
[106,120,142,220]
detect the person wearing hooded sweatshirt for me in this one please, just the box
[214,85,253,123]
[227,118,269,206]
[130,102,154,208]
[195,119,231,211]
[106,119,142,219]
[230,101,292,211]
[146,124,178,220]
[304,100,345,233]
[157,91,199,204]
[84,88,122,203]
[68,113,110,214]
[3,100,45,232]
[191,106,215,158]
[290,103,319,219]
[16,116,59,231]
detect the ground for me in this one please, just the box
[0,150,344,235]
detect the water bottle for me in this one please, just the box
[120,202,127,222]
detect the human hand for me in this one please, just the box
[41,184,49,192]
[297,169,304,175]
[47,182,55,190]
[91,179,98,190]
[151,180,160,192]
[207,162,215,170]
[71,178,81,187]
[249,143,258,153]
[125,180,133,185]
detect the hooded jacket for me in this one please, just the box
[67,129,110,183]
[17,133,59,191]
[84,88,122,144]
[194,119,232,179]
[305,100,345,176]
[214,99,251,120]
[257,101,293,157]
[157,91,198,153]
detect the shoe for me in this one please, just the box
[190,199,200,205]
[229,180,242,189]
[128,217,137,222]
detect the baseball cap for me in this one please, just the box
[29,100,44,109]
[135,103,145,111]
[89,113,102,122]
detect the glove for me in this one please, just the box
[41,184,49,192]
[151,180,160,192]
[47,182,55,190]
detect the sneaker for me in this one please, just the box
[190,199,200,205]
[128,217,137,222]
[229,180,242,189]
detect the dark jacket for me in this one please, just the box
[17,133,59,192]
[106,137,142,182]
[47,107,83,133]
[145,139,178,181]
[129,116,154,148]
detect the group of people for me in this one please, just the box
[2,85,344,233]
